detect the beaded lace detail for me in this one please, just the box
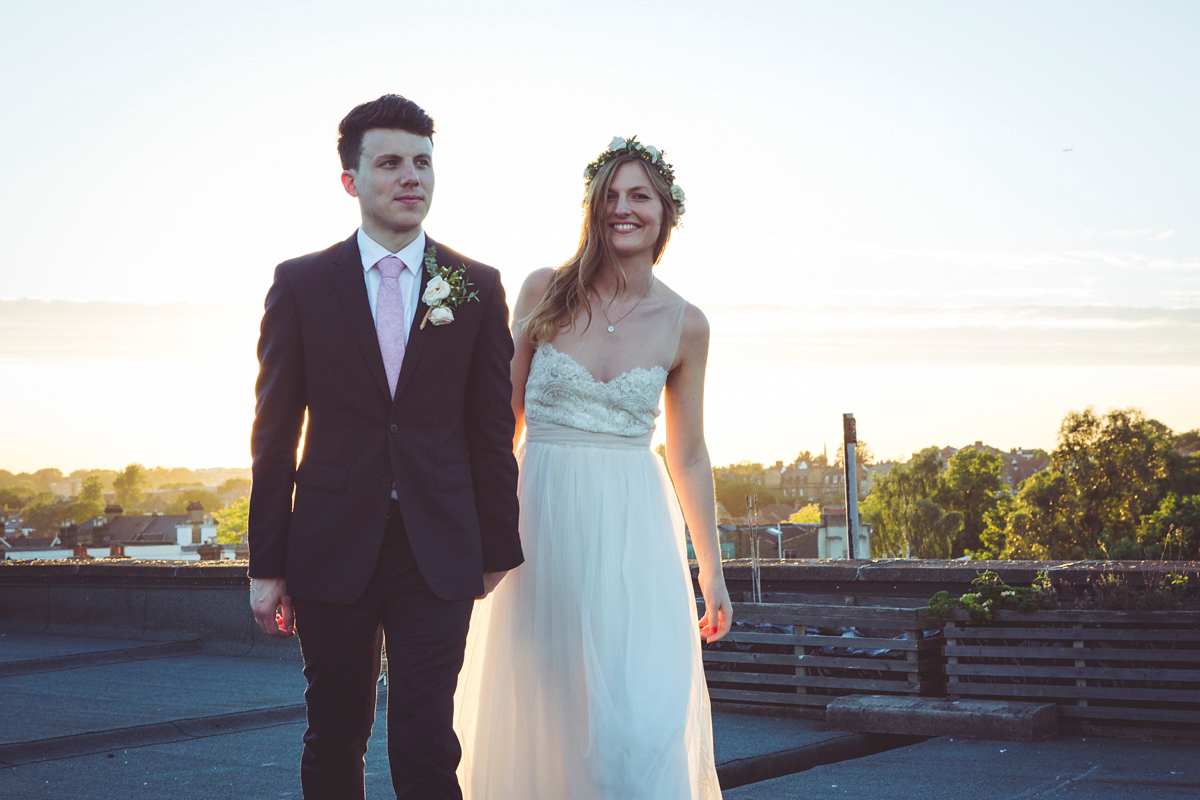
[524,344,667,437]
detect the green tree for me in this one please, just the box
[1054,408,1176,557]
[1137,493,1200,560]
[20,500,73,533]
[1175,428,1200,454]
[787,503,821,524]
[79,476,105,506]
[0,488,22,510]
[30,468,64,493]
[861,447,959,558]
[981,470,1079,559]
[112,463,148,509]
[940,449,1005,555]
[213,496,249,545]
[981,407,1188,559]
[218,477,252,496]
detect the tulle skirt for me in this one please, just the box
[454,419,720,799]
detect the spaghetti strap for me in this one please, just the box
[668,299,689,370]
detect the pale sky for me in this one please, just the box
[1,0,1198,473]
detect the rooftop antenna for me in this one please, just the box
[746,494,763,603]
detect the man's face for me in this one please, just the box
[341,129,434,246]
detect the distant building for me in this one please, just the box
[921,442,1050,490]
[780,460,869,506]
[763,461,783,490]
[713,512,870,561]
[1004,448,1051,489]
[4,503,223,561]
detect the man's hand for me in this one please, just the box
[250,577,295,638]
[478,569,510,599]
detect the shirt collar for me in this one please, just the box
[357,227,426,277]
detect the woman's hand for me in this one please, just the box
[697,568,733,643]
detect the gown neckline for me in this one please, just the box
[539,342,668,387]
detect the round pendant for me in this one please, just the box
[607,325,615,333]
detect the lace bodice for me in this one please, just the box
[524,344,667,437]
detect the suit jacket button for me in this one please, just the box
[380,477,390,487]
[390,423,398,434]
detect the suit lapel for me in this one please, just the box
[328,233,391,400]
[392,237,434,403]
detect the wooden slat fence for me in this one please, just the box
[701,602,944,717]
[944,609,1200,736]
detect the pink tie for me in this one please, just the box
[375,256,407,398]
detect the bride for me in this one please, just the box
[455,136,731,799]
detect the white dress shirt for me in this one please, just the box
[358,227,425,343]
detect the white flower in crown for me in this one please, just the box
[428,306,455,326]
[670,184,686,204]
[584,135,683,218]
[423,276,452,305]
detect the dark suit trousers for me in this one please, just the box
[293,502,473,800]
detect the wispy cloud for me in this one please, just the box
[706,304,1200,366]
[0,299,260,364]
[1082,228,1178,242]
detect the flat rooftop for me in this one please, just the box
[2,559,1198,798]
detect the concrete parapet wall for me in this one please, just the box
[2,558,1196,656]
[0,560,298,659]
[703,558,1200,605]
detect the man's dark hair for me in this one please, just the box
[337,94,435,171]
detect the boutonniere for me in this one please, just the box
[419,244,479,329]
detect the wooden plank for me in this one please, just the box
[701,651,926,672]
[735,602,941,625]
[945,644,1200,662]
[946,610,1200,626]
[946,682,1200,703]
[705,670,923,692]
[945,625,1200,643]
[707,687,828,707]
[1058,706,1200,724]
[947,663,1200,682]
[707,631,928,650]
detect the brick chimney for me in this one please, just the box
[103,505,122,525]
[187,501,204,524]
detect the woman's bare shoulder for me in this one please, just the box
[522,267,556,295]
[514,268,558,316]
[678,297,709,341]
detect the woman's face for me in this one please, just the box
[603,161,663,261]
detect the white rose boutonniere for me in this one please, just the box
[428,306,455,326]
[418,244,480,330]
[423,276,452,305]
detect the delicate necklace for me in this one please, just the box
[598,278,654,333]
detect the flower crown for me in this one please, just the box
[584,135,686,216]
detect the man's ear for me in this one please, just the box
[341,170,359,198]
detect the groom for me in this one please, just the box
[248,94,522,799]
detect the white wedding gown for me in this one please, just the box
[455,310,720,799]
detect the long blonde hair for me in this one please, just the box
[524,155,681,346]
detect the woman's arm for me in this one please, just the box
[509,268,556,449]
[664,304,733,643]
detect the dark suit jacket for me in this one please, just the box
[248,232,522,603]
